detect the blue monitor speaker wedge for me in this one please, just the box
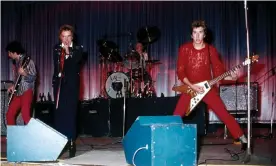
[7,118,68,162]
[122,116,197,166]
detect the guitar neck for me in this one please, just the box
[13,57,30,89]
[209,64,243,86]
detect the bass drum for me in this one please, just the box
[105,72,130,98]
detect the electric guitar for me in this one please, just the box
[8,56,31,106]
[172,55,259,116]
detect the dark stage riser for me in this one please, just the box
[34,97,207,138]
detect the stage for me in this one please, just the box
[1,128,276,166]
[1,97,275,166]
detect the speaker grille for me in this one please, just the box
[219,83,258,111]
[1,91,25,135]
[1,91,8,135]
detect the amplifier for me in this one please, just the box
[80,99,109,137]
[1,91,24,135]
[34,102,55,127]
[219,83,259,111]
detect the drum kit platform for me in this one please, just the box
[98,26,161,99]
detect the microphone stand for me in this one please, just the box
[121,78,128,141]
[243,1,272,164]
[254,66,276,83]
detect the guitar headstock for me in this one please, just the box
[243,55,259,66]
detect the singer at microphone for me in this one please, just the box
[52,24,83,158]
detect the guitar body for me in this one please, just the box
[172,81,211,116]
[7,76,21,106]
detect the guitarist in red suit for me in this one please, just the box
[52,24,83,158]
[174,20,248,148]
[5,41,37,125]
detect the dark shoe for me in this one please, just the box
[69,141,76,158]
[241,142,247,151]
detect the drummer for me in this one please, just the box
[135,42,148,70]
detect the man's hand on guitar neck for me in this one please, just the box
[225,70,239,81]
[18,67,27,76]
[7,85,14,94]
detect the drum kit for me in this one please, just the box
[98,26,161,99]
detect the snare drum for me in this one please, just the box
[105,72,130,98]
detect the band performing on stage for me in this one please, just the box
[3,20,266,159]
[2,1,276,165]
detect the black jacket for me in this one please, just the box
[52,43,83,102]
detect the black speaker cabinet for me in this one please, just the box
[1,90,24,136]
[219,82,259,111]
[34,102,55,127]
[1,90,8,135]
[109,98,124,137]
[80,99,109,137]
[109,97,207,137]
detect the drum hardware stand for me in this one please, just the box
[130,61,134,97]
[243,1,272,164]
[106,98,112,137]
[122,79,127,138]
[269,69,275,139]
[127,40,135,97]
[140,55,145,97]
[99,56,108,98]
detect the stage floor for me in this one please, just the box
[1,129,276,166]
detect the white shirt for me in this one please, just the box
[139,52,148,69]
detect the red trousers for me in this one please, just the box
[6,89,33,125]
[174,88,244,139]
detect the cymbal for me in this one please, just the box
[97,39,117,48]
[97,39,118,52]
[137,26,161,44]
[97,40,122,62]
[108,52,123,62]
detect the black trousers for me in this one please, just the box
[54,81,79,141]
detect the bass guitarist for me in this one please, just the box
[174,20,248,148]
[5,41,37,125]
